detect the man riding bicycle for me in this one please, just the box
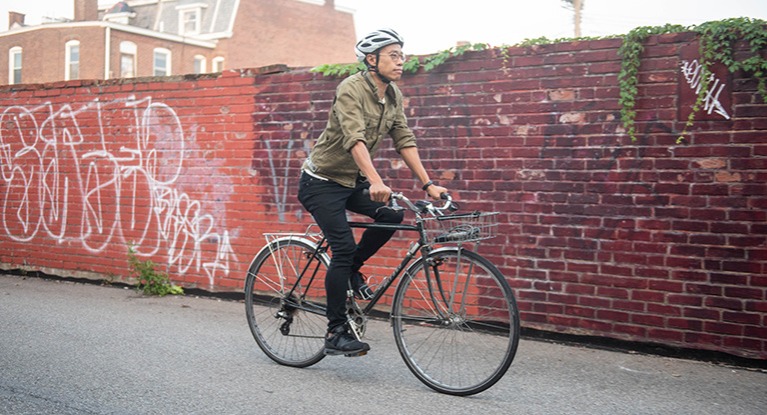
[297,28,448,357]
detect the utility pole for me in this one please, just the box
[562,0,585,37]
[573,0,583,37]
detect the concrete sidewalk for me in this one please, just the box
[1,273,765,414]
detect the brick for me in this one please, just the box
[723,311,761,325]
[684,332,723,347]
[667,318,702,331]
[703,297,743,311]
[704,322,744,335]
[683,307,720,320]
[631,314,665,327]
[597,309,630,322]
[744,325,767,339]
[614,324,647,337]
[647,328,684,343]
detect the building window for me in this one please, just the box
[193,55,206,74]
[65,40,80,81]
[120,41,137,78]
[153,48,171,76]
[180,9,200,35]
[212,56,224,73]
[176,3,207,36]
[9,47,22,84]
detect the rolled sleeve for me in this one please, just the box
[334,87,367,152]
[390,103,417,152]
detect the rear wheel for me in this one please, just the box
[244,238,328,367]
[391,247,519,395]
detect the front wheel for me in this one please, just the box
[244,238,329,367]
[391,247,520,396]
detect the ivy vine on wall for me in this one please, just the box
[619,18,766,142]
[617,24,687,142]
[313,18,766,144]
[311,42,490,77]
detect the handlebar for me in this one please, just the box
[390,192,457,217]
[362,188,457,216]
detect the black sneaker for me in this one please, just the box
[324,325,370,357]
[351,271,374,300]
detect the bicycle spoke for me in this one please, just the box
[392,248,519,396]
[245,239,328,368]
[249,270,282,294]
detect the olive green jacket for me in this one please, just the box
[302,71,417,188]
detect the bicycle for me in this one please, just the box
[244,192,520,396]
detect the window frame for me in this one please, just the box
[193,55,206,74]
[9,46,22,85]
[179,9,200,35]
[153,48,172,77]
[119,41,137,78]
[212,56,224,73]
[175,3,207,36]
[65,40,80,81]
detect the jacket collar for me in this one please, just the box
[362,71,398,105]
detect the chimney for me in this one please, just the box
[74,0,99,22]
[8,11,25,28]
[326,0,335,8]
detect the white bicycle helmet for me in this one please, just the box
[355,28,405,61]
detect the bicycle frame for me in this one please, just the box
[265,191,492,329]
[286,220,428,317]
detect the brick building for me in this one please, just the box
[0,0,355,85]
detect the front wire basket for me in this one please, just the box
[422,211,499,244]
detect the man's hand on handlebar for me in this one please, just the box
[366,183,455,214]
[426,184,448,201]
[368,182,392,203]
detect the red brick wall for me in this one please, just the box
[1,32,765,360]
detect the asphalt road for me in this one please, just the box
[1,274,765,415]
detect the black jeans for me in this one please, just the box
[297,172,404,331]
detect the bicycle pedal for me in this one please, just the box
[323,349,368,357]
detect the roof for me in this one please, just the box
[99,0,239,39]
[106,1,135,14]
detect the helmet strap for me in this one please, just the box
[369,53,393,84]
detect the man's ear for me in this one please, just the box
[365,53,377,67]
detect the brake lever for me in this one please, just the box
[414,200,433,214]
[389,197,404,211]
[372,193,404,213]
[439,192,459,212]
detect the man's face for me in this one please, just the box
[368,43,405,82]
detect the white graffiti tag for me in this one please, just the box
[0,96,236,285]
[680,59,731,120]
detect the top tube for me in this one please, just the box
[347,221,419,232]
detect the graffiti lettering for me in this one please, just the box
[0,96,236,286]
[680,59,730,120]
[264,138,295,223]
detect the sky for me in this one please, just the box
[0,0,766,55]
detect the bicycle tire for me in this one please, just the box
[391,247,520,396]
[244,237,328,367]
